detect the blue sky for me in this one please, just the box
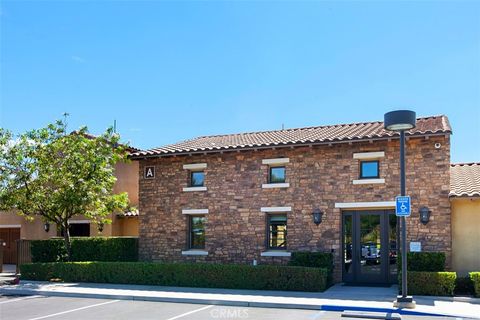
[1,1,479,163]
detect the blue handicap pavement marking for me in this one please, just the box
[395,196,411,217]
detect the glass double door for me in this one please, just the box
[342,210,398,285]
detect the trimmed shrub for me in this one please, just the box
[398,252,446,272]
[470,272,480,298]
[455,276,475,296]
[405,271,456,296]
[289,251,333,285]
[20,262,328,292]
[30,237,138,263]
[30,239,67,262]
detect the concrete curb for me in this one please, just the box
[0,287,461,318]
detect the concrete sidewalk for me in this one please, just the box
[0,265,16,285]
[1,281,479,318]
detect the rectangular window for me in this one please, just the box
[61,223,90,237]
[189,215,206,249]
[360,160,379,179]
[190,171,205,187]
[269,166,286,184]
[267,214,287,250]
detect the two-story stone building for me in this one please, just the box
[131,115,452,285]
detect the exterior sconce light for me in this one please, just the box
[419,207,431,225]
[98,222,104,233]
[44,222,50,233]
[312,209,324,225]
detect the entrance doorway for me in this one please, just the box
[0,228,21,264]
[342,210,398,285]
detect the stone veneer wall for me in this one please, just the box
[138,135,451,282]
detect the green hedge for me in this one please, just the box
[30,237,138,262]
[398,252,446,272]
[405,271,456,296]
[31,239,67,262]
[289,251,333,285]
[408,252,446,271]
[470,272,480,298]
[20,262,328,292]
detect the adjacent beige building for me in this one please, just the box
[0,158,140,264]
[450,163,480,275]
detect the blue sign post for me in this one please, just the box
[396,196,411,217]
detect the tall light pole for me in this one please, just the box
[384,110,416,309]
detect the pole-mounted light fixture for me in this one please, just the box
[384,110,416,131]
[312,209,324,225]
[384,109,416,309]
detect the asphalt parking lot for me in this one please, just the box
[0,295,459,320]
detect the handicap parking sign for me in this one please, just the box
[396,196,411,217]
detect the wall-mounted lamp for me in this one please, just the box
[419,207,431,225]
[98,222,104,233]
[44,222,50,233]
[312,209,324,225]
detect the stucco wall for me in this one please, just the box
[113,217,139,236]
[0,160,140,239]
[0,211,56,239]
[451,198,480,275]
[138,134,452,282]
[114,161,139,206]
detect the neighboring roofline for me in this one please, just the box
[450,162,480,167]
[71,130,142,153]
[449,194,480,199]
[449,162,480,198]
[130,131,449,160]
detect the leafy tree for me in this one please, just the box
[0,119,130,260]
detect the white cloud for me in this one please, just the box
[71,55,86,63]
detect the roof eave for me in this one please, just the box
[449,194,480,199]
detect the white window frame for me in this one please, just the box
[183,163,207,191]
[260,206,292,213]
[181,250,208,256]
[353,151,385,160]
[335,201,395,209]
[262,182,290,189]
[183,163,207,170]
[182,186,208,192]
[262,158,290,165]
[182,209,209,215]
[352,178,385,185]
[260,251,292,257]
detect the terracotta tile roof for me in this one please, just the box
[73,131,141,153]
[450,163,480,198]
[132,115,451,158]
[117,209,139,217]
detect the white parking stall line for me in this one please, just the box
[0,295,42,304]
[26,299,120,320]
[165,305,214,320]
